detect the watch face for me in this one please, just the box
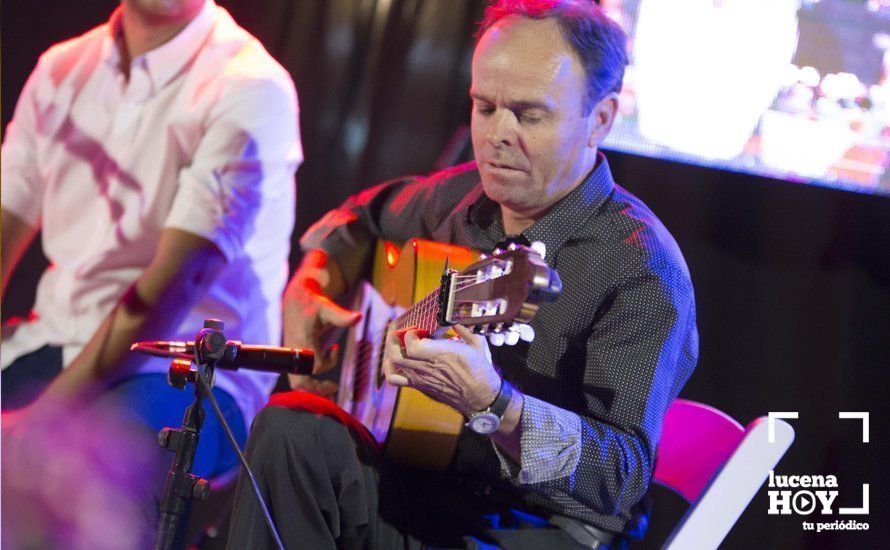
[468,412,500,435]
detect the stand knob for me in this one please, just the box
[158,427,175,449]
[203,319,225,330]
[168,358,195,390]
[192,478,211,500]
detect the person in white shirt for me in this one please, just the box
[1,0,300,486]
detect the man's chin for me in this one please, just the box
[481,184,535,215]
[127,0,199,20]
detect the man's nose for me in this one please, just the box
[487,109,517,147]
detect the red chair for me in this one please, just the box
[653,399,795,549]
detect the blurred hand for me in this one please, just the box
[1,408,27,448]
[2,396,161,548]
[282,271,361,395]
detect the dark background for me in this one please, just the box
[3,1,888,548]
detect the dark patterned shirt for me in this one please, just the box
[301,153,698,536]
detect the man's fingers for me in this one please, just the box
[311,379,339,397]
[281,310,311,350]
[452,324,484,347]
[386,374,410,387]
[386,329,433,365]
[312,344,341,375]
[390,355,429,372]
[384,331,430,377]
[382,358,410,387]
[386,329,418,359]
[403,328,446,360]
[287,374,339,397]
[403,327,476,361]
[384,329,403,350]
[317,298,362,328]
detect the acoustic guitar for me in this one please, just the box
[337,238,561,470]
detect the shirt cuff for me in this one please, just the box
[492,394,582,485]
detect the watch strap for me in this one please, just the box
[488,378,514,419]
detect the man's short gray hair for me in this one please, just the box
[477,0,628,114]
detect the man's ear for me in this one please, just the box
[588,92,619,148]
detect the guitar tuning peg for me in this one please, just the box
[479,253,488,260]
[488,332,506,347]
[505,329,520,346]
[508,242,519,250]
[514,323,535,342]
[531,241,547,258]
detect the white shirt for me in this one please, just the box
[1,0,301,428]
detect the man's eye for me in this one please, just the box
[476,106,495,116]
[520,114,542,124]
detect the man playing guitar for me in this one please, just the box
[228,1,697,548]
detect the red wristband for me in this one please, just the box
[121,284,151,314]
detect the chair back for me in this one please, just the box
[653,399,795,549]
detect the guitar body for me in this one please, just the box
[338,239,478,470]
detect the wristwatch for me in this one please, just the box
[466,378,514,435]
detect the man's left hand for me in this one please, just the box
[383,324,501,417]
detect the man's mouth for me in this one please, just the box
[486,161,523,172]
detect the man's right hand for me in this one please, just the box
[282,251,361,395]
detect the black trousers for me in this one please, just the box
[1,345,65,410]
[227,391,615,549]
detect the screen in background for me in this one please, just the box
[600,0,890,195]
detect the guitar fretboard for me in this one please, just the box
[393,291,440,335]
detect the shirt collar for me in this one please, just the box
[100,8,125,69]
[100,0,217,93]
[468,152,616,263]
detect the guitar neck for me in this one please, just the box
[393,291,442,335]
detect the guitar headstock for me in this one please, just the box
[440,239,561,345]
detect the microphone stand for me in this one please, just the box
[153,319,228,550]
[132,318,309,549]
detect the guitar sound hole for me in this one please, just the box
[353,340,374,403]
[375,318,397,390]
[375,337,387,390]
